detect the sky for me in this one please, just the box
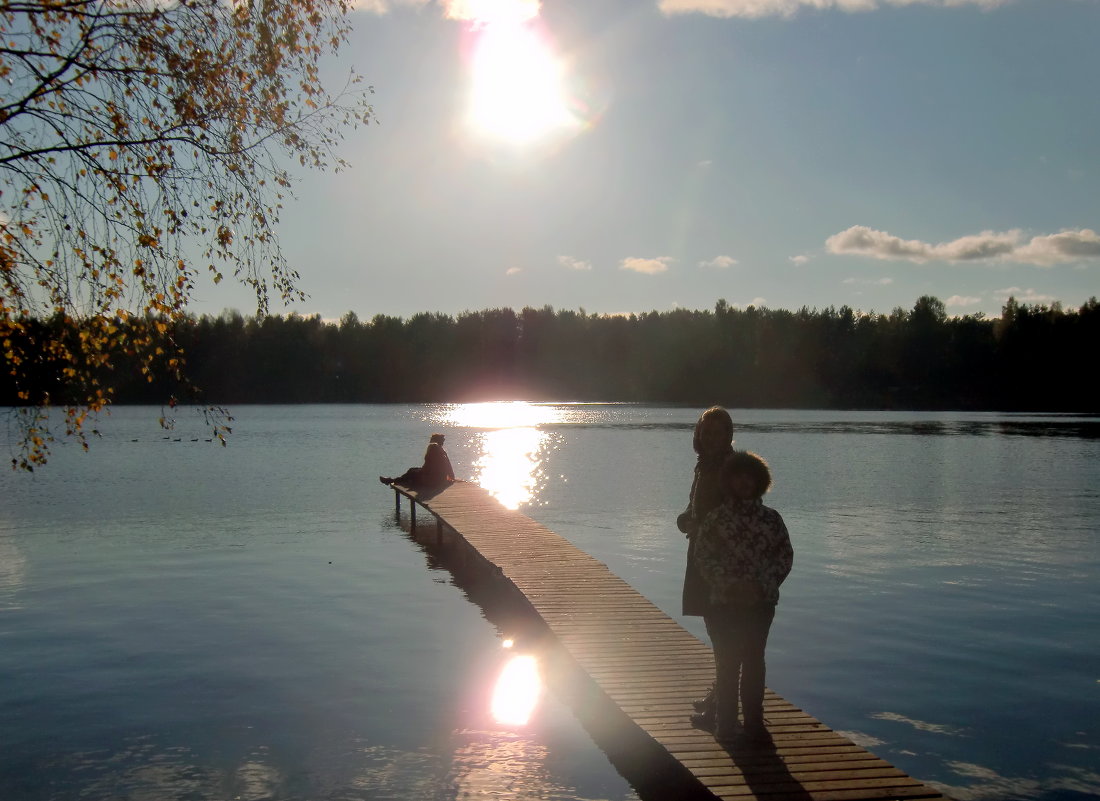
[194,0,1100,321]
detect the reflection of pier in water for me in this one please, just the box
[390,481,952,800]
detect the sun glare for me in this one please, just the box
[465,18,577,145]
[490,654,541,726]
[437,402,560,509]
[443,401,563,430]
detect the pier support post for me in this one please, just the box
[436,516,443,545]
[394,489,400,519]
[410,500,416,529]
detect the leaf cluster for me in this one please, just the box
[1,0,372,468]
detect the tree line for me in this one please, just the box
[4,295,1098,412]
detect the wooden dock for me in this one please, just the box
[389,480,950,801]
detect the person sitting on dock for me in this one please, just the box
[379,433,456,489]
[691,450,793,744]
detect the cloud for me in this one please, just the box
[620,256,673,275]
[558,255,592,271]
[699,255,737,269]
[1015,229,1100,265]
[945,295,983,307]
[697,159,713,168]
[506,267,522,276]
[843,276,894,285]
[658,0,1009,19]
[789,254,810,265]
[993,286,1057,304]
[826,225,1100,267]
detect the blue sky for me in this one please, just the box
[195,0,1100,321]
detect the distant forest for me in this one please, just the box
[5,295,1099,411]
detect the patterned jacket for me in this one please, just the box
[694,498,793,607]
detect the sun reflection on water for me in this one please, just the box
[442,401,564,430]
[473,428,547,509]
[442,402,561,510]
[490,654,542,727]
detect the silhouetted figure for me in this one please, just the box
[691,451,793,744]
[678,406,735,615]
[380,433,455,489]
[678,407,735,722]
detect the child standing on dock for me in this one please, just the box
[691,450,793,743]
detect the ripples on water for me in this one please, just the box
[2,404,1098,800]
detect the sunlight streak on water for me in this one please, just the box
[439,402,560,509]
[441,401,565,430]
[472,427,548,509]
[490,655,541,726]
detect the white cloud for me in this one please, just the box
[826,225,1100,267]
[620,256,673,275]
[1014,229,1100,266]
[843,276,894,285]
[658,0,1009,19]
[993,286,1057,304]
[749,296,767,307]
[506,266,522,276]
[697,159,713,168]
[698,255,737,269]
[558,255,592,271]
[945,295,983,307]
[789,254,810,265]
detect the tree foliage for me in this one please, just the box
[7,295,1095,414]
[1,0,372,469]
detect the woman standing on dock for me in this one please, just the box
[677,406,735,721]
[677,407,735,616]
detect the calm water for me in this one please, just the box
[1,404,1098,801]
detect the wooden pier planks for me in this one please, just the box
[392,480,950,801]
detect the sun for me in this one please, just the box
[465,18,577,145]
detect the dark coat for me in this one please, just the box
[421,442,455,485]
[679,451,730,616]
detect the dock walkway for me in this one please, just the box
[390,480,949,801]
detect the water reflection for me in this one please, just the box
[441,400,565,430]
[446,729,558,800]
[0,536,27,610]
[473,427,550,509]
[491,651,542,726]
[442,402,561,509]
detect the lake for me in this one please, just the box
[1,403,1098,800]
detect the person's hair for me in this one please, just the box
[692,406,734,455]
[429,433,445,445]
[720,450,772,498]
